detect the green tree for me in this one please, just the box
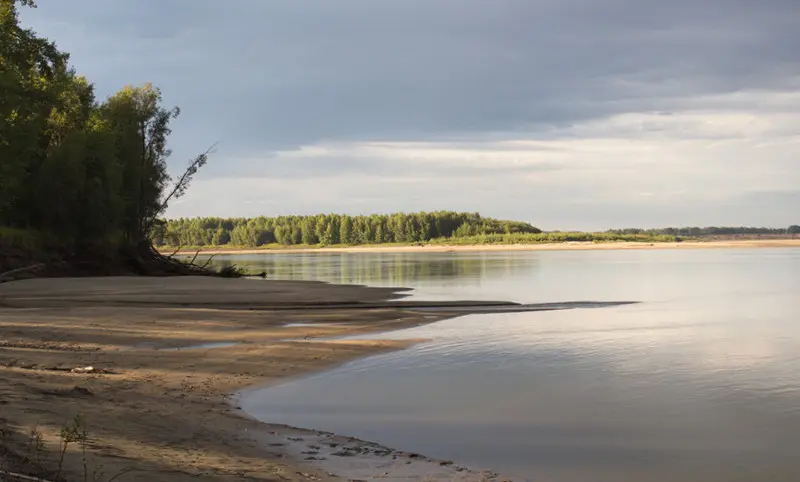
[101,84,180,242]
[1,0,90,228]
[274,224,289,245]
[301,217,318,245]
[340,216,354,245]
[211,227,230,245]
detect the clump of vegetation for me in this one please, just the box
[153,215,800,250]
[154,212,541,248]
[1,415,135,482]
[0,414,126,482]
[0,0,219,279]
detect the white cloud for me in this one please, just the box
[169,90,800,229]
[179,89,797,206]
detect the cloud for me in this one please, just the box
[20,0,800,227]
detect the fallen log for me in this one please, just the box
[0,470,55,482]
[0,264,46,283]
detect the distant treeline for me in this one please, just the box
[154,215,800,248]
[153,212,540,247]
[426,232,680,245]
[608,227,800,236]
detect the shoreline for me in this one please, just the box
[232,357,511,481]
[165,238,800,256]
[0,276,521,481]
[234,302,631,481]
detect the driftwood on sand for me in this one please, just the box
[0,264,46,283]
[0,470,55,482]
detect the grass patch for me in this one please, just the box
[1,414,137,482]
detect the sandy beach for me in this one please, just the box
[0,276,513,482]
[168,239,800,256]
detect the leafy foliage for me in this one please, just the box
[156,217,800,248]
[1,1,207,250]
[156,212,542,247]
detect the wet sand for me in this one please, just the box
[0,276,519,481]
[169,238,800,256]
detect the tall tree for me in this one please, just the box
[101,84,179,242]
[1,0,73,225]
[340,216,354,245]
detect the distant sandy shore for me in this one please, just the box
[170,238,800,256]
[0,276,515,482]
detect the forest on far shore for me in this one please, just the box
[154,213,800,248]
[154,212,541,247]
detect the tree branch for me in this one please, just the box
[199,254,217,269]
[188,249,202,266]
[144,143,217,236]
[0,470,54,482]
[165,245,183,259]
[0,264,45,283]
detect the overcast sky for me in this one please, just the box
[21,0,800,230]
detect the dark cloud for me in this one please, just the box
[20,1,800,227]
[25,0,800,153]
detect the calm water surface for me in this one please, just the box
[209,249,800,481]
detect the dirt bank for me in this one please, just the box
[0,277,513,482]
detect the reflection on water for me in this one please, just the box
[224,248,800,482]
[199,251,539,293]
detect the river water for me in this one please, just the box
[209,248,800,481]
